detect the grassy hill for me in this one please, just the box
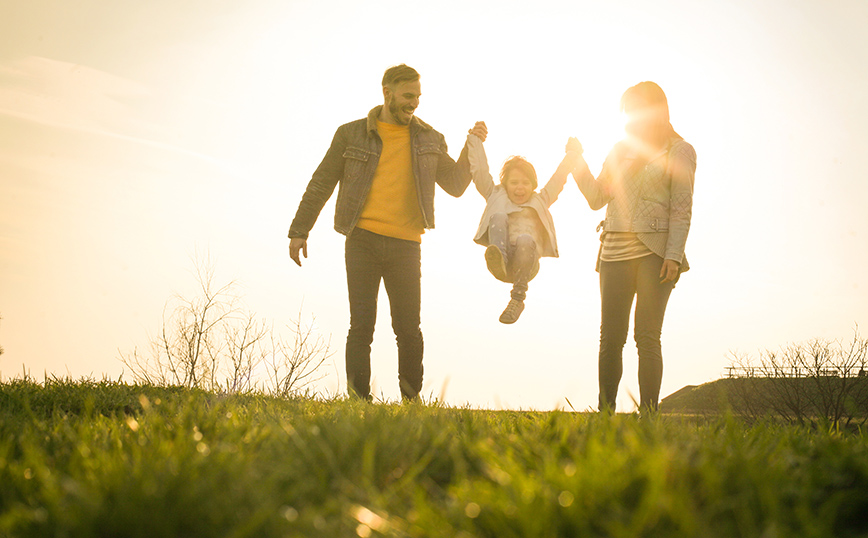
[660,377,868,423]
[659,380,732,415]
[2,378,868,537]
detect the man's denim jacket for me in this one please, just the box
[574,138,697,271]
[288,106,472,240]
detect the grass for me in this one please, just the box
[2,379,868,537]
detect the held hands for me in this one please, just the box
[468,121,488,142]
[560,137,584,171]
[289,237,308,267]
[566,137,583,155]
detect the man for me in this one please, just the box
[288,64,487,401]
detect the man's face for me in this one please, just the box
[383,79,421,125]
[504,170,534,205]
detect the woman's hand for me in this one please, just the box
[559,150,581,173]
[566,137,583,154]
[660,259,680,283]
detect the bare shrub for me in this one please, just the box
[120,256,332,396]
[264,310,331,398]
[727,329,868,427]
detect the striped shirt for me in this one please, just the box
[600,231,653,262]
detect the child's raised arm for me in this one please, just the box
[539,138,582,207]
[466,124,495,199]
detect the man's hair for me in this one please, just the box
[382,64,420,87]
[499,156,538,190]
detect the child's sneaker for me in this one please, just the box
[485,245,509,282]
[499,298,525,324]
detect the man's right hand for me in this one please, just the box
[289,237,308,267]
[468,121,488,142]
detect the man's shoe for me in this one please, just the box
[499,298,525,324]
[485,245,509,282]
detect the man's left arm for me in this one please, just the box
[434,122,487,197]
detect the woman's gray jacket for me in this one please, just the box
[573,138,697,271]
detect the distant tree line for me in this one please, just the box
[727,329,868,427]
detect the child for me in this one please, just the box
[467,133,580,323]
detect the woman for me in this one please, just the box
[571,81,697,412]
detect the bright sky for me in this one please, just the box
[1,0,866,411]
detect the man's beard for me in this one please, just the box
[389,99,413,125]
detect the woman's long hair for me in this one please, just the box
[620,82,682,148]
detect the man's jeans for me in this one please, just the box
[488,213,538,301]
[345,228,423,400]
[598,254,675,411]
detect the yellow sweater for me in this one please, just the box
[356,121,425,242]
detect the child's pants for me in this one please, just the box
[488,213,539,301]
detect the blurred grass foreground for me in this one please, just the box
[2,378,868,537]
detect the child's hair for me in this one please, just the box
[499,156,538,190]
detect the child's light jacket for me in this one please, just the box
[467,135,565,258]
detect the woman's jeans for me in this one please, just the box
[488,213,538,300]
[598,254,675,411]
[345,228,423,401]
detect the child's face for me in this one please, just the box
[504,170,534,205]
